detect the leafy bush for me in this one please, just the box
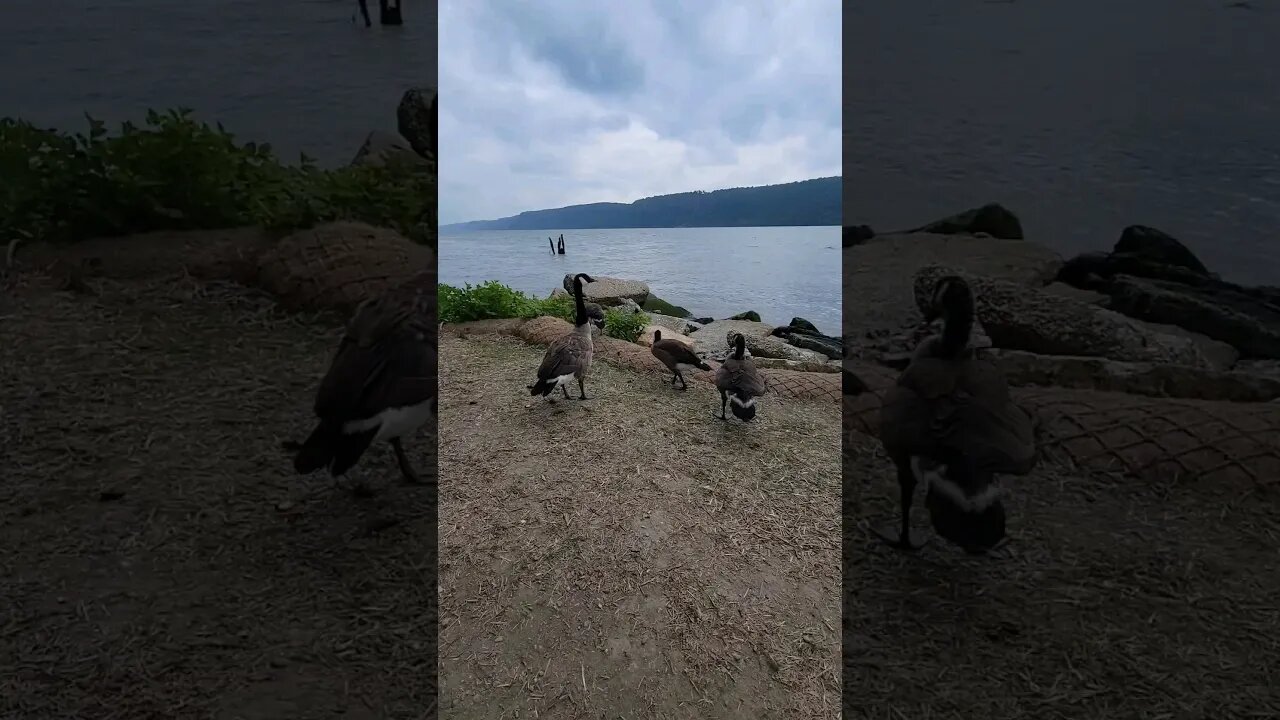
[440,280,650,342]
[0,109,436,246]
[603,308,649,343]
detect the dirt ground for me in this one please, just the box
[844,429,1280,719]
[436,334,842,719]
[1,272,438,719]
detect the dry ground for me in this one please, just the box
[844,430,1280,719]
[1,273,437,719]
[436,334,842,719]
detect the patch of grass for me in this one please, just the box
[440,281,650,343]
[642,294,691,318]
[0,109,436,246]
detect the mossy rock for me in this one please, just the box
[642,294,691,318]
[730,310,762,322]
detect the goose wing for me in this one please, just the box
[716,358,766,396]
[880,357,1035,474]
[537,331,590,380]
[314,293,436,422]
[653,339,703,367]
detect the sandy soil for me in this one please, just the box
[844,428,1280,719]
[436,333,842,719]
[1,272,438,719]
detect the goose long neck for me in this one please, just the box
[937,295,974,359]
[733,336,745,360]
[573,277,587,326]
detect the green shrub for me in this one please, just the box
[604,308,649,343]
[440,280,650,343]
[0,109,436,246]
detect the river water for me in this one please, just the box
[439,227,842,336]
[1,0,437,167]
[844,0,1280,285]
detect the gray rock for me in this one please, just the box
[1105,275,1280,359]
[843,232,1062,338]
[350,130,428,169]
[691,320,772,356]
[1115,225,1209,275]
[729,310,762,322]
[396,87,437,160]
[790,317,819,332]
[561,274,650,306]
[988,349,1280,402]
[750,357,841,373]
[908,203,1025,240]
[843,225,875,247]
[646,313,703,335]
[1042,281,1109,306]
[914,264,1239,370]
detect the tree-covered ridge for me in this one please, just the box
[444,176,839,231]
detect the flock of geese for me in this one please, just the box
[280,260,1031,557]
[528,273,768,421]
[866,274,1038,555]
[286,270,769,493]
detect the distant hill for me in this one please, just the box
[442,177,840,232]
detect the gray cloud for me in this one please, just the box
[439,0,842,224]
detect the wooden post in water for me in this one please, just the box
[549,237,555,253]
[557,234,566,255]
[379,0,403,25]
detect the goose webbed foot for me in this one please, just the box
[390,438,420,484]
[873,524,928,551]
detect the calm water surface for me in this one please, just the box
[439,228,842,336]
[845,0,1280,285]
[1,0,436,167]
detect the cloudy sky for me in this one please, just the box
[438,1,841,225]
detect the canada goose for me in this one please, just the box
[290,271,436,489]
[528,273,596,401]
[876,275,1037,554]
[584,301,605,329]
[651,329,711,389]
[715,333,766,421]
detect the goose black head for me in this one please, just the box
[731,333,746,359]
[916,453,1006,554]
[923,275,974,324]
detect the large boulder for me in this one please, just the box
[843,232,1063,337]
[691,317,768,353]
[350,130,430,169]
[641,325,695,349]
[988,349,1280,403]
[913,265,1239,370]
[768,320,844,360]
[843,225,875,247]
[1105,275,1280,359]
[645,312,703,335]
[751,357,841,374]
[908,203,1024,240]
[396,87,437,161]
[1114,225,1209,275]
[561,274,649,306]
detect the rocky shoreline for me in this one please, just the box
[844,204,1280,403]
[545,273,845,374]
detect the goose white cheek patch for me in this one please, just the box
[910,456,1002,513]
[729,395,757,409]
